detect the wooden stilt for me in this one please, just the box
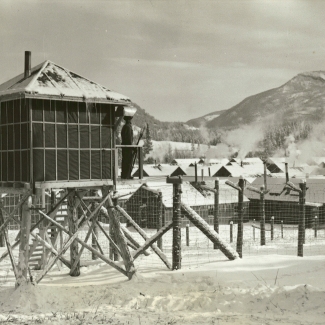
[99,192,135,278]
[67,190,80,277]
[91,203,99,260]
[69,222,96,274]
[16,188,32,287]
[0,200,18,279]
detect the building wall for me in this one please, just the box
[0,98,116,183]
[248,199,323,227]
[126,186,249,229]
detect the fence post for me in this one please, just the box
[157,190,163,251]
[298,180,306,257]
[230,221,233,243]
[186,224,190,246]
[213,178,219,249]
[260,185,266,246]
[314,216,318,238]
[281,220,283,239]
[270,216,274,240]
[167,176,183,270]
[253,219,255,241]
[236,177,244,258]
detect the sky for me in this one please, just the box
[0,0,325,122]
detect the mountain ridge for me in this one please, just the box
[186,70,325,130]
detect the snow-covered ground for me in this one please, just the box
[0,224,324,324]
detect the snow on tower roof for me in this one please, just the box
[0,60,131,103]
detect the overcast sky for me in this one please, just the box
[1,0,325,122]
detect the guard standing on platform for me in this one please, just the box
[121,116,134,179]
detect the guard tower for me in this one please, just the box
[0,52,139,285]
[0,51,138,189]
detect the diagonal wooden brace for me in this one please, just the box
[115,205,171,269]
[133,222,173,260]
[0,189,32,235]
[30,232,71,269]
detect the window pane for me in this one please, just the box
[80,150,90,179]
[56,101,67,123]
[32,99,43,121]
[91,150,100,179]
[14,124,20,150]
[57,124,67,148]
[8,125,13,150]
[57,150,68,180]
[13,99,20,123]
[102,150,111,179]
[80,125,89,148]
[33,123,43,148]
[79,103,88,123]
[33,149,44,181]
[44,100,55,122]
[45,150,56,181]
[1,102,7,125]
[7,100,14,123]
[45,124,55,147]
[21,124,28,149]
[69,150,79,180]
[91,126,100,148]
[68,125,78,148]
[68,101,78,123]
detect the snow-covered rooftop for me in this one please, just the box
[0,60,131,103]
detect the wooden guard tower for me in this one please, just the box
[0,52,139,286]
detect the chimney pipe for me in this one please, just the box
[285,162,289,183]
[24,51,31,79]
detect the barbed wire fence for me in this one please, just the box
[1,177,325,275]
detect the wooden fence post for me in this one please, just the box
[67,190,80,277]
[260,185,266,246]
[236,177,244,258]
[167,176,182,270]
[253,219,255,241]
[298,180,306,257]
[157,191,163,251]
[281,220,283,239]
[16,187,32,286]
[213,178,219,249]
[270,216,274,240]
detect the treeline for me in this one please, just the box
[132,103,221,144]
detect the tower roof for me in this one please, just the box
[0,60,131,104]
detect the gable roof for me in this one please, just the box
[246,177,325,205]
[132,164,178,178]
[171,158,202,166]
[195,180,250,204]
[0,60,131,103]
[136,181,210,208]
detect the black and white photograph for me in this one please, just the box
[0,1,325,324]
